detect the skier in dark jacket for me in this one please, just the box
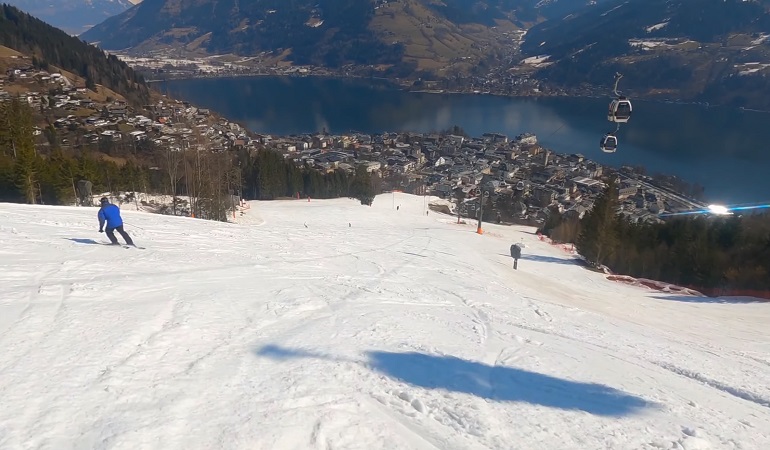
[98,197,134,246]
[510,243,522,270]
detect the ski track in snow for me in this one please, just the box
[1,194,770,450]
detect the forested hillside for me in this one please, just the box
[0,97,377,217]
[3,0,133,35]
[544,179,770,293]
[0,3,149,106]
[0,1,377,218]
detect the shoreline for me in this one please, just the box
[144,71,755,112]
[138,72,768,204]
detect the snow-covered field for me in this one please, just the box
[1,193,769,450]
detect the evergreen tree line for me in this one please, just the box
[236,147,378,205]
[542,178,770,292]
[0,4,150,106]
[1,98,378,220]
[0,96,163,205]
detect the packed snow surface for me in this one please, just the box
[2,193,770,449]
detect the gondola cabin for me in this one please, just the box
[600,134,618,153]
[608,97,632,123]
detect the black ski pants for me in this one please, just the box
[106,225,134,246]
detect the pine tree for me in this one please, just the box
[350,165,375,206]
[6,97,38,203]
[0,100,11,157]
[577,178,620,267]
[43,148,78,203]
[164,147,184,214]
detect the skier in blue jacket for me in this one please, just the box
[98,197,134,246]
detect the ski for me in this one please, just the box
[102,243,145,249]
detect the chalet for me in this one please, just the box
[618,182,640,199]
[108,106,127,117]
[129,131,147,141]
[100,130,122,141]
[482,132,508,143]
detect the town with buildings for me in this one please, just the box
[2,55,705,228]
[260,130,705,226]
[115,52,595,98]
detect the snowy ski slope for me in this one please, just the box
[1,193,769,450]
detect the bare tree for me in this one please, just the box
[183,129,206,218]
[203,150,236,222]
[453,186,466,224]
[164,144,184,215]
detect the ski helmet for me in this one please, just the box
[100,197,109,205]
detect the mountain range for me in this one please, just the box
[3,0,136,35]
[0,3,149,105]
[80,0,602,75]
[519,0,770,106]
[61,0,770,108]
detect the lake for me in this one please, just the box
[163,76,770,204]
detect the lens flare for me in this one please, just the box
[707,204,730,215]
[658,202,770,218]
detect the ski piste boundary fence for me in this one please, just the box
[536,232,577,255]
[682,286,770,301]
[607,276,770,301]
[535,233,770,301]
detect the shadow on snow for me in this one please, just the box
[64,238,101,245]
[497,253,577,266]
[651,294,768,304]
[520,254,578,265]
[255,345,653,417]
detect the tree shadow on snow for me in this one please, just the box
[64,238,101,245]
[497,253,577,266]
[651,294,767,304]
[255,345,653,417]
[520,254,578,265]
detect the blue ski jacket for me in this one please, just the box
[98,204,124,229]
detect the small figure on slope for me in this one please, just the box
[510,243,522,270]
[98,197,134,246]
